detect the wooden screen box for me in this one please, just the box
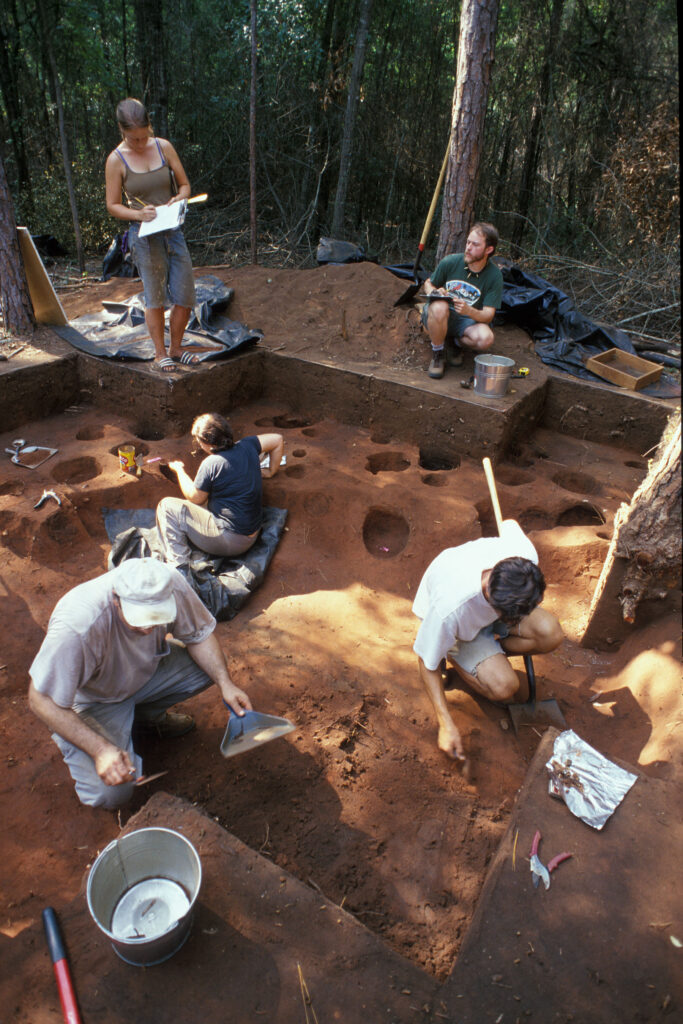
[585,348,662,390]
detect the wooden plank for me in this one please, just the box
[16,227,69,326]
[441,729,681,1023]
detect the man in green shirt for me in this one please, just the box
[421,222,503,379]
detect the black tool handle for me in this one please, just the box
[523,653,537,707]
[42,907,82,1024]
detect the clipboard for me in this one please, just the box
[138,199,187,237]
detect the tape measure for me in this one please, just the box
[518,366,530,376]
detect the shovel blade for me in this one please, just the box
[508,698,566,736]
[220,710,295,759]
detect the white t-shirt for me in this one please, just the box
[413,520,538,671]
[30,567,216,708]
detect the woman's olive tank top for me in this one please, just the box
[115,139,173,207]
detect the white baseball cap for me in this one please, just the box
[113,558,177,627]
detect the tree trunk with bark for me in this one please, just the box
[510,0,565,252]
[436,0,499,260]
[134,0,168,138]
[249,0,258,264]
[0,154,34,335]
[582,410,682,649]
[36,0,85,272]
[331,0,373,239]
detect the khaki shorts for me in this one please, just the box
[447,620,511,677]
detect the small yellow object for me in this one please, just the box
[518,367,530,376]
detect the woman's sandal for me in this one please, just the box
[156,356,177,374]
[171,351,201,366]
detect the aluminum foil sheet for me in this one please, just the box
[545,730,638,830]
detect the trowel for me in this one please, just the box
[220,705,295,759]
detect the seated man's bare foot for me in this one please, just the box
[437,722,465,761]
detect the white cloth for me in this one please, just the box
[412,520,538,671]
[29,565,216,708]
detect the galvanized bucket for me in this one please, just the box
[87,827,202,966]
[473,354,515,397]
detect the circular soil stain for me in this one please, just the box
[301,427,317,437]
[370,431,392,444]
[0,480,25,496]
[292,449,306,458]
[556,503,606,527]
[421,473,448,488]
[506,442,535,468]
[45,509,87,544]
[0,510,16,531]
[284,465,305,478]
[256,414,313,429]
[552,469,598,495]
[494,465,533,487]
[51,456,101,484]
[135,426,165,441]
[304,492,331,516]
[597,530,611,540]
[109,441,150,459]
[418,449,460,471]
[519,507,554,532]
[365,452,410,475]
[0,510,32,557]
[76,426,104,441]
[362,507,410,558]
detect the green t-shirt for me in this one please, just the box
[430,253,503,311]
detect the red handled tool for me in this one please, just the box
[529,830,572,890]
[42,907,82,1024]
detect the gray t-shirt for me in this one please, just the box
[29,568,216,708]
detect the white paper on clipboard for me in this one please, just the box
[138,200,187,237]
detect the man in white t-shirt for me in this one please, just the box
[28,558,252,808]
[413,520,563,759]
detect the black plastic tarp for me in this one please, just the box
[104,505,287,621]
[54,275,262,362]
[379,254,679,398]
[497,264,679,397]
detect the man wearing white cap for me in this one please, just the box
[28,558,252,808]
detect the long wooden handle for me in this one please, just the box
[482,457,504,536]
[418,140,451,249]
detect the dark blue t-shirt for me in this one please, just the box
[193,436,263,535]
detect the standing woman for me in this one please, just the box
[156,413,285,567]
[105,98,198,372]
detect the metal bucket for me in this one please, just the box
[87,827,202,966]
[473,354,515,397]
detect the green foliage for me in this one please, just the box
[0,0,678,285]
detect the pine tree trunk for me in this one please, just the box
[249,0,258,264]
[134,0,168,138]
[436,0,499,260]
[331,0,373,239]
[0,154,34,335]
[36,0,85,272]
[582,411,682,649]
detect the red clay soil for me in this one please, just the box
[0,264,681,1017]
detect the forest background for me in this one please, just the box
[0,0,679,353]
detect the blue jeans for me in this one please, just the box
[128,224,196,309]
[52,644,212,808]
